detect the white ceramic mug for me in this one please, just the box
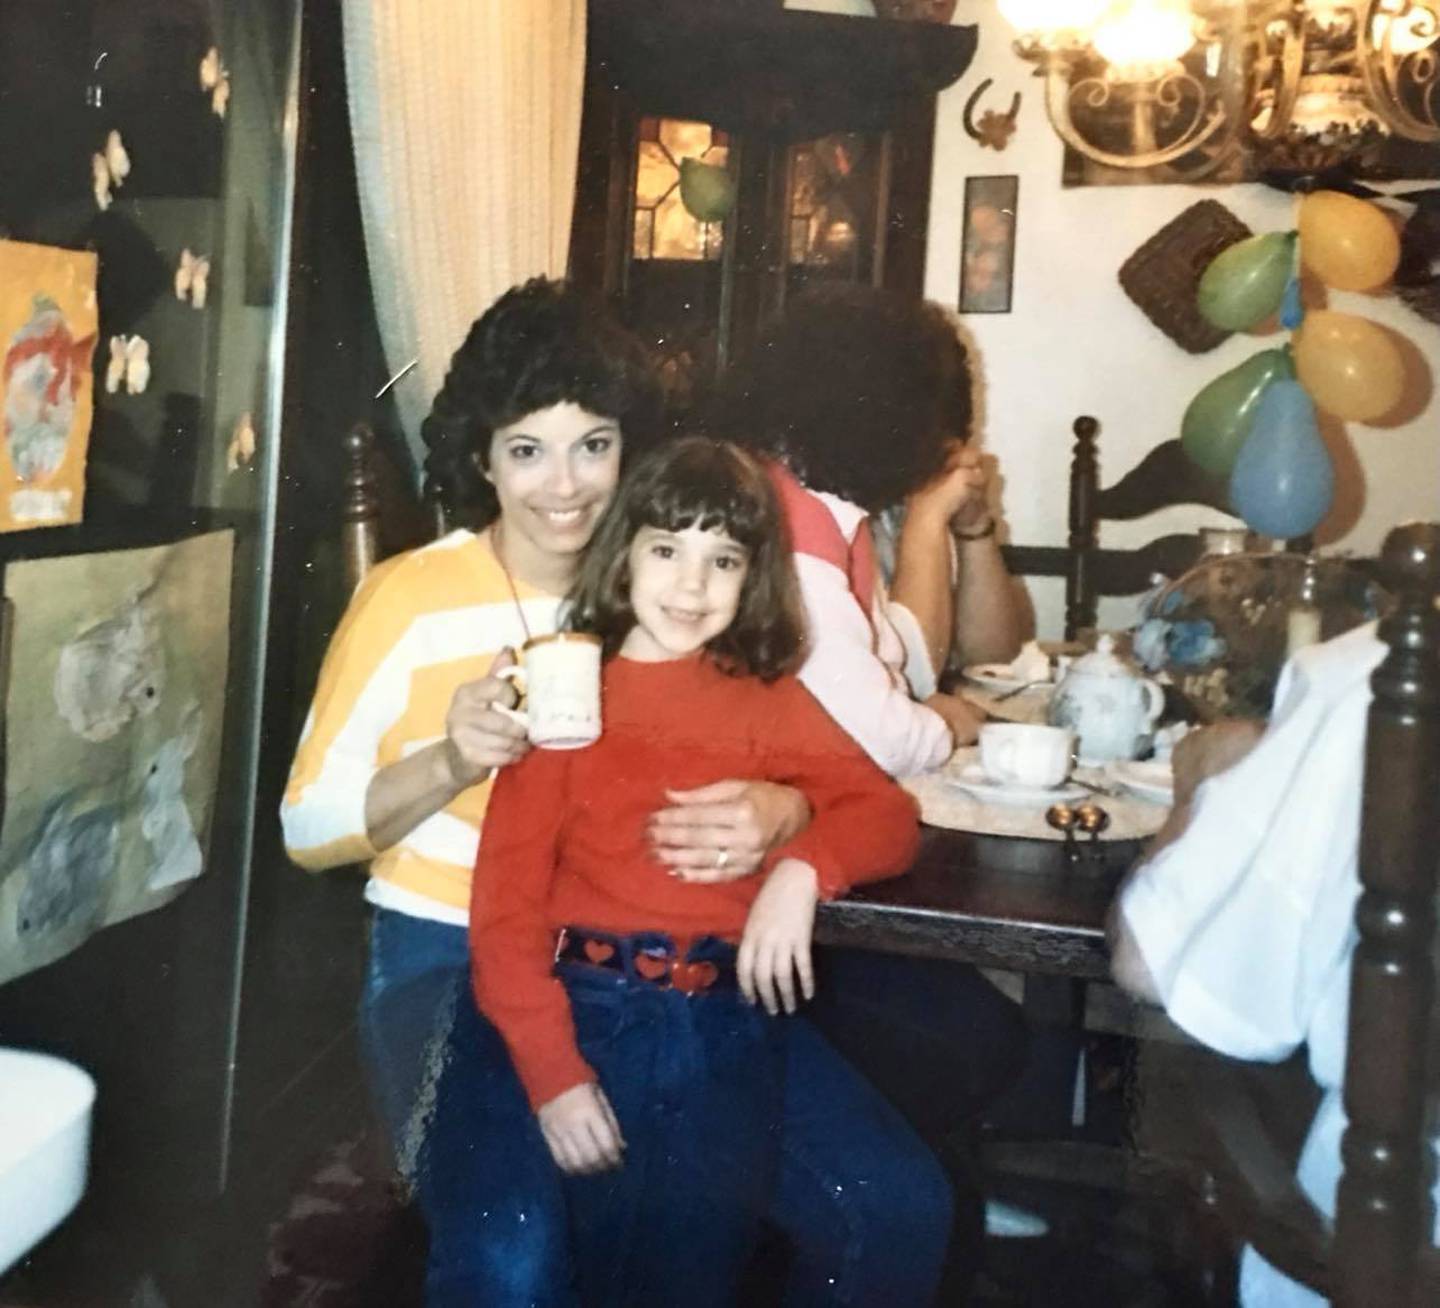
[494,633,602,750]
[979,723,1075,789]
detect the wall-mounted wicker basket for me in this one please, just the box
[1395,204,1440,327]
[1118,200,1254,353]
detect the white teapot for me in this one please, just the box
[1047,634,1165,765]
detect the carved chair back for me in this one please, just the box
[340,423,447,593]
[1190,522,1440,1308]
[1332,521,1440,1308]
[1001,416,1236,640]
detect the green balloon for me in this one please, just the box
[679,158,736,223]
[1196,232,1297,333]
[1181,347,1295,477]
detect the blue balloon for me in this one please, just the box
[1228,380,1335,538]
[1279,273,1305,331]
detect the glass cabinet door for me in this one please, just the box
[0,1,300,1300]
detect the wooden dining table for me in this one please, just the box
[815,824,1141,988]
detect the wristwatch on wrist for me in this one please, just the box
[952,517,997,541]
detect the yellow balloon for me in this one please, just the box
[1298,190,1401,292]
[1293,309,1405,423]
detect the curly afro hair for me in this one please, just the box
[420,278,662,528]
[710,285,972,513]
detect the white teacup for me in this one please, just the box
[494,633,602,750]
[979,723,1075,790]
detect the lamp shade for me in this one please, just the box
[1092,0,1196,71]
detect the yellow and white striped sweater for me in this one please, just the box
[281,530,561,919]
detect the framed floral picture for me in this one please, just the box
[959,175,1018,314]
[0,239,99,531]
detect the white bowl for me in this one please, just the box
[0,1048,95,1276]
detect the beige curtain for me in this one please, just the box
[343,0,587,470]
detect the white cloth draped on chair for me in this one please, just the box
[342,0,586,469]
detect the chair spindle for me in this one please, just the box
[341,423,381,595]
[1065,415,1100,641]
[1334,522,1440,1308]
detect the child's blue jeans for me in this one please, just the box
[417,930,953,1307]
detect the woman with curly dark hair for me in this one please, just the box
[282,280,812,1303]
[417,277,662,534]
[707,284,1032,1297]
[711,283,1024,777]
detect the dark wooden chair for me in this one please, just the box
[1183,521,1440,1307]
[272,422,450,1299]
[340,422,447,593]
[1002,416,1236,641]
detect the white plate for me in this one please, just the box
[1108,759,1174,805]
[963,663,1052,695]
[948,763,1087,808]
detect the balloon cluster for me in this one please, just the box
[1182,191,1403,539]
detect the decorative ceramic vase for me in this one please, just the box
[1048,635,1165,765]
[1132,552,1388,721]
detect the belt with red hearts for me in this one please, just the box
[554,927,738,996]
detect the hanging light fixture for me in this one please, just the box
[1001,1,1440,177]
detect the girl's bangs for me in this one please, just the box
[636,458,768,549]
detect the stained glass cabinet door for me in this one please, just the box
[570,0,975,410]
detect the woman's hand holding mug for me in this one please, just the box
[442,648,531,788]
[490,633,603,751]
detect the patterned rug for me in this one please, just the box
[258,1137,425,1307]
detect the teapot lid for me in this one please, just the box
[1068,633,1134,679]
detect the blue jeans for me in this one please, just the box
[361,909,575,1305]
[773,1014,955,1307]
[418,932,953,1307]
[358,908,471,1177]
[558,947,786,1307]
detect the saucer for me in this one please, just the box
[950,763,1087,808]
[1108,759,1174,805]
[963,663,1051,695]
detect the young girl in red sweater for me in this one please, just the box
[459,437,950,1307]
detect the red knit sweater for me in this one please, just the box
[470,653,921,1108]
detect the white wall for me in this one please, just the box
[926,2,1440,637]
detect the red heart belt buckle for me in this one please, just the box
[671,960,719,995]
[634,951,671,982]
[583,938,616,965]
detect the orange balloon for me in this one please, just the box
[1298,190,1401,292]
[1293,309,1405,423]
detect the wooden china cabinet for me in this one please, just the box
[569,0,976,404]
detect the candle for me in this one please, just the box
[1286,606,1321,657]
[1285,554,1322,657]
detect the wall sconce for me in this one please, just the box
[999,0,1440,177]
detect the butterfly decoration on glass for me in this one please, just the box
[90,129,130,211]
[199,46,231,119]
[105,335,151,396]
[226,412,257,473]
[174,249,211,310]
